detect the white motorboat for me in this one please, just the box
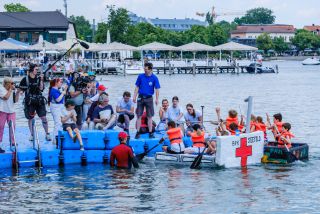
[302,58,320,65]
[124,61,144,75]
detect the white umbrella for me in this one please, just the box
[178,42,216,52]
[106,30,111,44]
[138,42,177,51]
[95,42,137,52]
[212,41,258,51]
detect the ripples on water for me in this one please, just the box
[1,61,320,213]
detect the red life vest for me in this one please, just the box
[191,131,205,148]
[226,117,238,130]
[141,112,147,128]
[167,128,182,145]
[226,117,244,132]
[278,130,294,148]
[256,122,267,132]
[275,121,283,132]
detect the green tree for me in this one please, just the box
[273,37,289,54]
[234,7,275,25]
[107,7,131,43]
[70,15,92,41]
[183,25,208,44]
[95,22,108,43]
[4,3,30,12]
[216,20,237,37]
[207,24,228,46]
[256,33,274,53]
[206,12,214,25]
[291,30,315,50]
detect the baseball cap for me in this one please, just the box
[97,84,107,91]
[118,132,128,139]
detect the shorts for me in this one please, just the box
[167,142,185,154]
[185,147,206,154]
[117,114,134,123]
[136,96,154,117]
[24,103,46,119]
[63,123,77,131]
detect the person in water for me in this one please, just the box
[162,121,185,154]
[184,124,216,154]
[110,132,139,169]
[275,122,294,148]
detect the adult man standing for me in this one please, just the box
[19,64,51,141]
[133,62,160,139]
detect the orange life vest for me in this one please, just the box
[226,117,244,132]
[191,131,205,148]
[256,122,267,132]
[278,130,294,148]
[275,121,283,132]
[167,128,182,145]
[226,117,238,130]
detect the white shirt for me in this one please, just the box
[61,108,77,124]
[0,86,15,113]
[168,106,184,122]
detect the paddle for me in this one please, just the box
[190,144,208,169]
[136,138,165,161]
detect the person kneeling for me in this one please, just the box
[110,132,139,169]
[61,100,84,151]
[185,124,215,154]
[162,121,185,154]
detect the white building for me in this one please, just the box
[231,24,296,43]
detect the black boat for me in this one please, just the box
[246,63,276,74]
[262,143,309,164]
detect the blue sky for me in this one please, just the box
[0,0,319,28]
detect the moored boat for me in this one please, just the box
[302,58,320,65]
[262,142,309,164]
[246,63,276,73]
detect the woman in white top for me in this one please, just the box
[184,103,203,136]
[156,99,169,132]
[0,77,20,153]
[48,78,68,142]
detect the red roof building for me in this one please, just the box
[231,24,296,42]
[303,25,320,35]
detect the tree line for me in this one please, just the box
[3,3,320,55]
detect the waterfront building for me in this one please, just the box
[231,24,296,44]
[303,24,320,36]
[0,11,76,44]
[129,12,207,31]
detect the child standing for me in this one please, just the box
[61,100,84,151]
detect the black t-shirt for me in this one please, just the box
[19,75,44,96]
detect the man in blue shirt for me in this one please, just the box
[133,62,160,139]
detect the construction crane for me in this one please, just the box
[196,6,244,22]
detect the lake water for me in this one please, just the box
[0,60,319,213]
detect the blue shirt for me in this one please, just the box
[49,88,64,104]
[135,73,160,96]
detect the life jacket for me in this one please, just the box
[278,130,294,148]
[167,128,182,145]
[250,121,257,131]
[255,122,266,132]
[275,121,283,132]
[191,131,205,148]
[226,117,238,130]
[226,117,244,132]
[140,112,147,128]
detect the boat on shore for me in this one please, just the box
[302,58,320,65]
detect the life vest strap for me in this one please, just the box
[170,137,182,142]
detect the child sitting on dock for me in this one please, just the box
[162,121,185,154]
[275,123,294,149]
[61,100,84,151]
[185,124,216,154]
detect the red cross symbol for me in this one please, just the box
[236,137,252,167]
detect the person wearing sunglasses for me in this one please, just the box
[0,77,20,153]
[184,103,203,136]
